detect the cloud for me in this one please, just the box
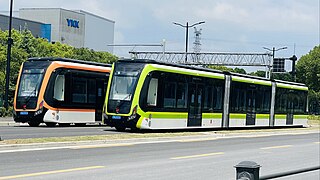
[151,0,317,33]
[0,0,317,58]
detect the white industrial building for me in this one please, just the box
[18,8,115,53]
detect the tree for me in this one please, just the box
[249,70,265,78]
[208,65,247,74]
[296,45,320,114]
[296,45,320,92]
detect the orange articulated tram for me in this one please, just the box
[13,57,111,127]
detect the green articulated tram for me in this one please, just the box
[103,59,308,131]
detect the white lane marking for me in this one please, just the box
[260,145,293,150]
[171,152,224,160]
[0,166,105,180]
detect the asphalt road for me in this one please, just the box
[0,125,124,140]
[0,132,319,179]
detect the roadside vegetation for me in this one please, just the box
[308,115,320,126]
[1,132,201,144]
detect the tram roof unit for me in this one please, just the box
[28,57,112,67]
[119,58,271,81]
[273,79,307,87]
[119,58,308,88]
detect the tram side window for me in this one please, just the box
[72,78,87,103]
[230,82,247,113]
[72,77,97,104]
[164,82,176,108]
[203,81,224,112]
[296,91,307,113]
[275,88,307,114]
[255,86,271,113]
[53,75,65,101]
[147,78,158,106]
[213,86,223,111]
[177,83,187,108]
[161,72,188,109]
[204,86,213,111]
[88,79,96,104]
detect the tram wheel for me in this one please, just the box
[129,126,140,132]
[28,121,40,127]
[115,126,126,132]
[59,123,71,127]
[45,122,57,127]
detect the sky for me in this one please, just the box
[0,0,319,68]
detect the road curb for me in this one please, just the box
[0,122,19,126]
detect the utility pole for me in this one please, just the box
[193,27,202,62]
[173,21,205,63]
[4,0,14,110]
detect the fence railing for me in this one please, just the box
[235,161,320,180]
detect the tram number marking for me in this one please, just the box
[20,112,28,115]
[112,115,121,120]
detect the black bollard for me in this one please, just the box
[234,161,261,180]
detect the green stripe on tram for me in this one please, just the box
[275,114,287,119]
[276,83,308,91]
[229,113,246,119]
[147,112,188,119]
[229,113,270,119]
[256,114,270,119]
[147,64,225,79]
[202,113,223,119]
[232,76,271,86]
[293,115,308,119]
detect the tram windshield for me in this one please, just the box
[109,62,144,101]
[17,69,45,97]
[108,62,145,114]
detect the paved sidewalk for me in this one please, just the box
[0,117,18,126]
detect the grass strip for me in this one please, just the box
[2,132,200,144]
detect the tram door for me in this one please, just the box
[246,88,256,125]
[188,83,203,127]
[95,79,106,122]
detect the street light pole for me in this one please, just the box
[4,0,14,110]
[185,22,189,63]
[173,21,205,63]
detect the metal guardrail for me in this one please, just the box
[260,166,320,180]
[235,161,320,180]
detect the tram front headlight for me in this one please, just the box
[128,106,137,121]
[34,101,44,116]
[34,108,43,116]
